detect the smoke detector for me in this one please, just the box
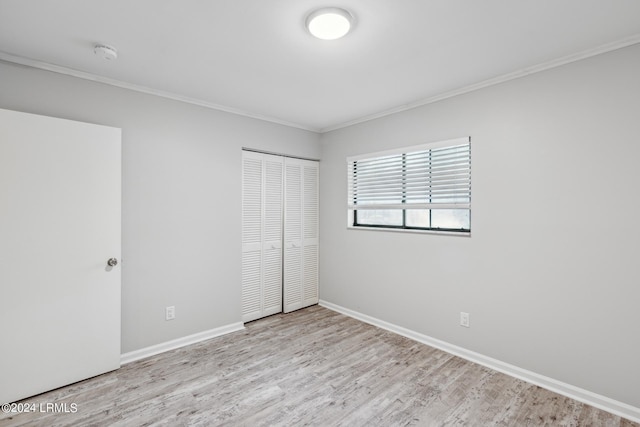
[94,44,118,60]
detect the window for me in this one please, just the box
[347,137,471,233]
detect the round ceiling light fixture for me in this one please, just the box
[306,8,353,40]
[94,44,118,60]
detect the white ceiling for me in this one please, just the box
[1,1,640,132]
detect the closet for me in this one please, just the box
[241,150,319,323]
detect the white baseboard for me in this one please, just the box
[120,322,245,365]
[319,300,640,423]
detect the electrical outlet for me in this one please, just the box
[166,306,175,321]
[460,312,470,328]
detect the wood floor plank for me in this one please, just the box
[0,305,636,427]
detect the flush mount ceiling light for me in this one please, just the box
[306,8,353,40]
[94,44,118,60]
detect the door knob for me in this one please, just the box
[107,258,118,267]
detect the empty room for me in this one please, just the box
[1,1,639,425]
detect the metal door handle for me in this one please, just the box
[107,258,118,267]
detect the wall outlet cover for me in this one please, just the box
[460,312,470,328]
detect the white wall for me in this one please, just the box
[319,44,640,408]
[0,61,320,353]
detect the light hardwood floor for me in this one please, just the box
[1,305,637,426]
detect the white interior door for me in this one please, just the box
[241,151,283,323]
[0,109,121,404]
[283,158,318,313]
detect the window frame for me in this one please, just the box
[347,137,471,235]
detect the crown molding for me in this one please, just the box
[320,33,640,133]
[2,33,639,135]
[0,51,320,133]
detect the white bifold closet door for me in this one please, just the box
[241,151,319,322]
[283,157,319,313]
[241,151,284,323]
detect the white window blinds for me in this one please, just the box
[347,137,471,210]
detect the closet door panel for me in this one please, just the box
[241,151,283,322]
[262,156,283,316]
[241,153,263,322]
[283,158,318,312]
[302,163,319,306]
[283,161,303,312]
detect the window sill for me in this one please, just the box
[347,225,471,237]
